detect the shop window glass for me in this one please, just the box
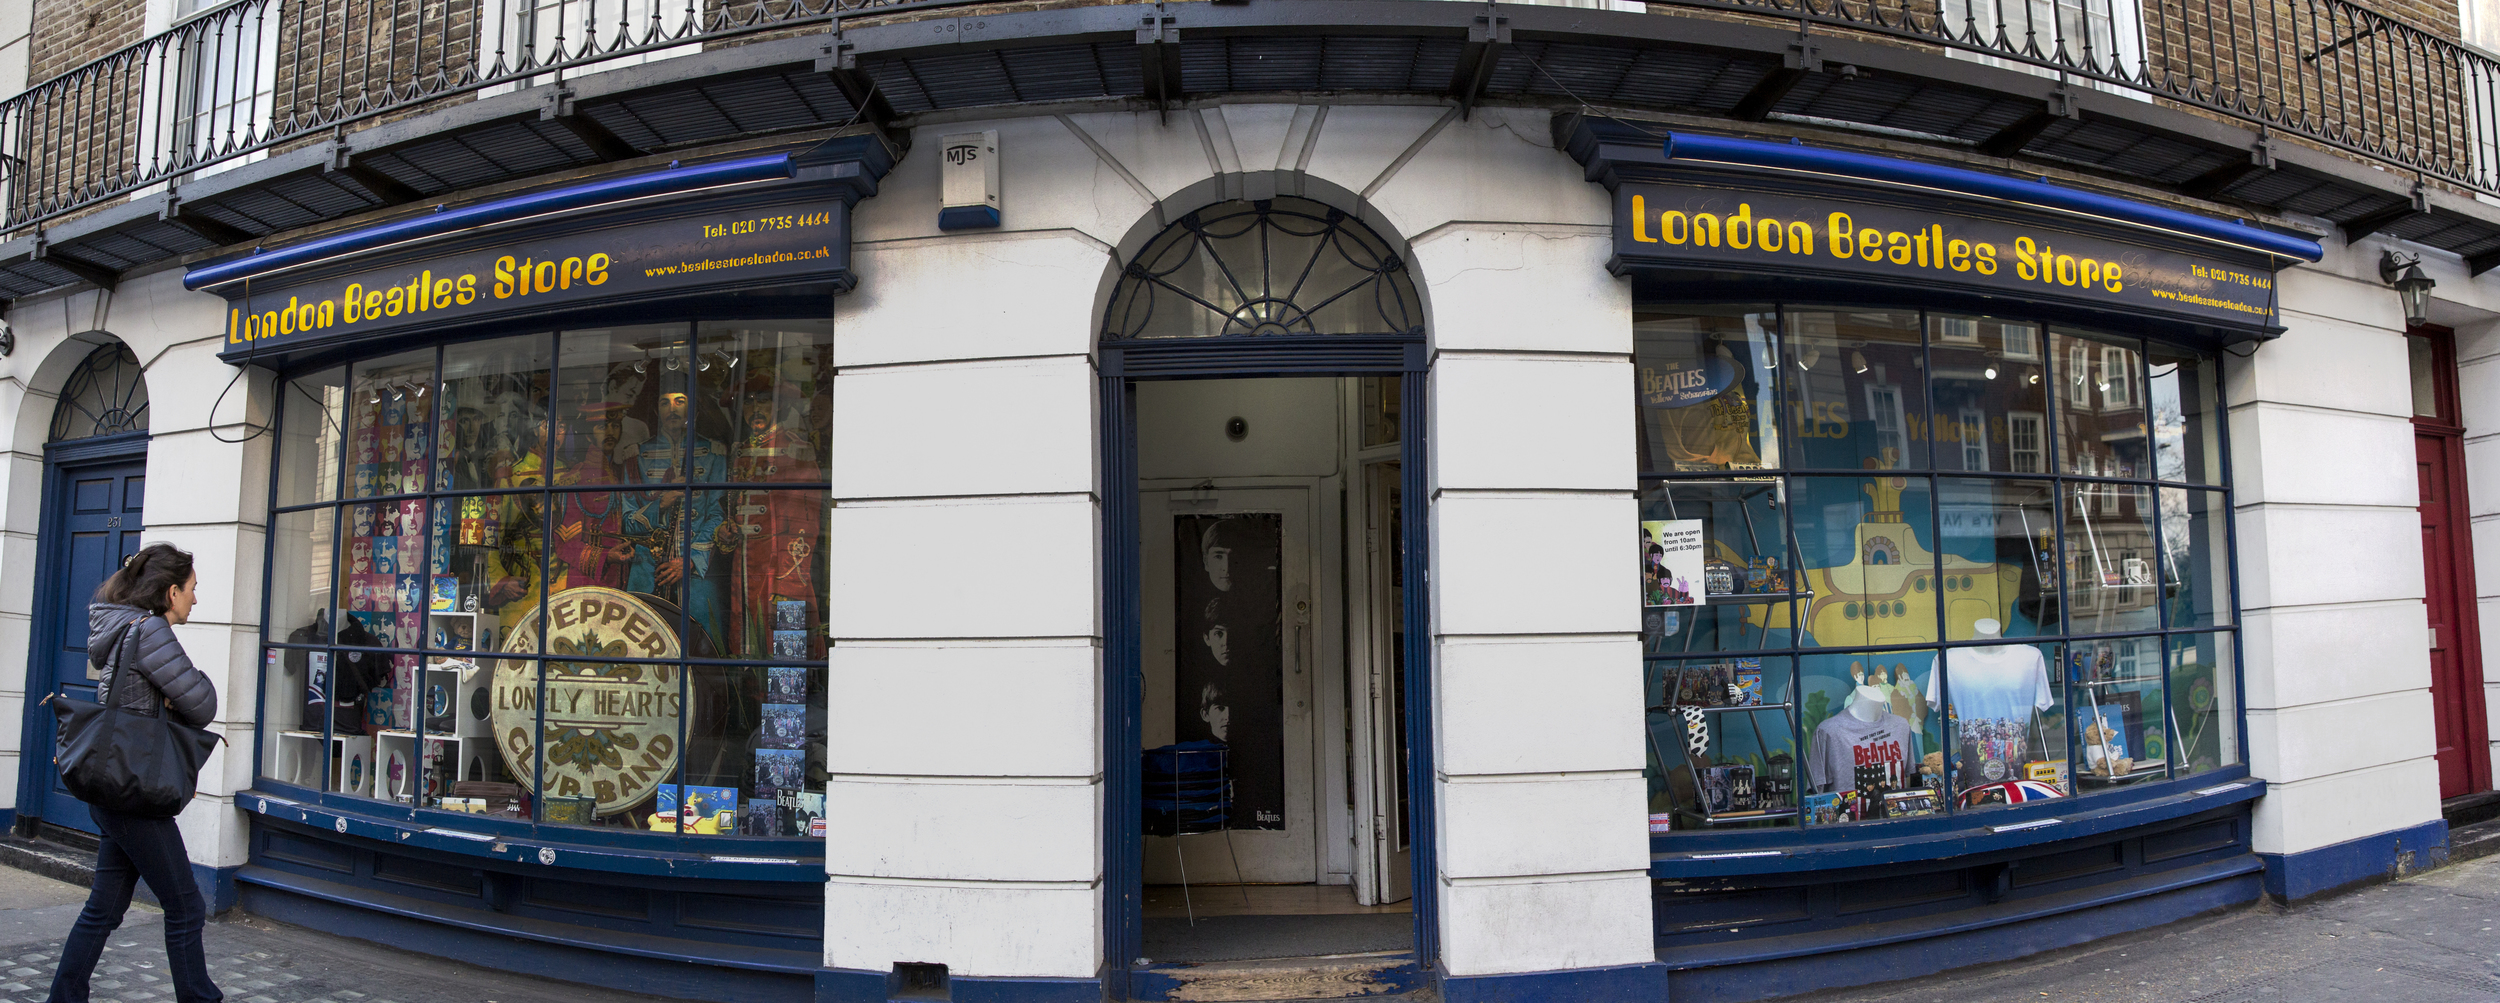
[1636,306,1780,474]
[436,335,551,493]
[1790,475,1939,649]
[554,325,691,488]
[260,319,832,839]
[2168,632,2241,777]
[1938,640,2068,806]
[2064,480,2158,634]
[2067,635,2168,792]
[1634,304,2243,838]
[697,320,833,484]
[1781,310,1925,471]
[1798,648,1943,824]
[714,490,828,661]
[1927,315,2045,475]
[2161,488,2233,630]
[1935,478,2060,639]
[2148,345,2225,484]
[348,350,438,499]
[263,508,337,783]
[1646,655,1799,831]
[1639,479,1794,654]
[688,664,826,836]
[2053,330,2148,479]
[269,509,338,647]
[276,368,345,507]
[421,494,545,654]
[521,657,686,832]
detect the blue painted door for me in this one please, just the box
[29,457,148,833]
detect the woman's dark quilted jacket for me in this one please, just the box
[89,603,217,728]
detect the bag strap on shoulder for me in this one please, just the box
[98,618,145,707]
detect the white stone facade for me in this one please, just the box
[0,91,2489,991]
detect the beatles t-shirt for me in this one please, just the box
[1928,643,2054,788]
[1807,710,1914,793]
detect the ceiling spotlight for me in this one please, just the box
[1984,365,1999,380]
[1850,351,1869,375]
[632,361,647,375]
[1799,345,1822,371]
[369,389,382,405]
[2025,367,2042,386]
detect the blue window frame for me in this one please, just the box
[253,320,835,856]
[1637,303,2245,843]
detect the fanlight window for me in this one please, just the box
[50,342,151,442]
[1104,197,1423,340]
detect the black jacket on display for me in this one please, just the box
[89,603,218,729]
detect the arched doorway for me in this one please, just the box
[1099,196,1436,997]
[21,338,152,835]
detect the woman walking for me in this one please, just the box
[47,543,223,1003]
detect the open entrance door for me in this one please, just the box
[1125,376,1418,979]
[1350,459,1412,905]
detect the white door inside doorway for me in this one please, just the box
[1141,484,1327,885]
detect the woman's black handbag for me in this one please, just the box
[49,621,223,818]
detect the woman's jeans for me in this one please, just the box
[46,804,222,1003]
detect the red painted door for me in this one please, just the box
[2410,328,2493,800]
[2419,432,2480,798]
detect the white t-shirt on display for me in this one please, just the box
[1927,643,2053,721]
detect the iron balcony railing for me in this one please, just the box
[0,0,2490,232]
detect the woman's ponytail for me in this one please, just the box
[95,543,195,615]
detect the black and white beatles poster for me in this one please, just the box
[1175,513,1286,829]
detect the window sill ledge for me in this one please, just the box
[1650,772,2263,878]
[242,788,828,883]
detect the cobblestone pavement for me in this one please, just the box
[0,868,674,1003]
[1791,851,2500,1003]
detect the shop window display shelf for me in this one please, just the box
[1700,591,1812,605]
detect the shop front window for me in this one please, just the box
[1640,305,2242,834]
[258,320,832,842]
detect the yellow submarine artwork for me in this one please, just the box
[1725,474,2024,646]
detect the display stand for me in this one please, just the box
[1648,660,1797,829]
[2074,678,2167,788]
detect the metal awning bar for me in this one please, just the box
[1661,132,2326,263]
[183,153,795,291]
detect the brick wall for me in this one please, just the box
[28,0,144,86]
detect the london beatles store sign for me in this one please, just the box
[210,197,852,361]
[1612,182,2280,329]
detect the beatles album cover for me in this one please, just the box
[774,600,809,631]
[759,704,806,749]
[754,748,806,793]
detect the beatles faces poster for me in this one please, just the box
[1174,513,1286,830]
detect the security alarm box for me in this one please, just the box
[938,130,1000,230]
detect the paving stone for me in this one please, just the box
[1794,853,2500,1003]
